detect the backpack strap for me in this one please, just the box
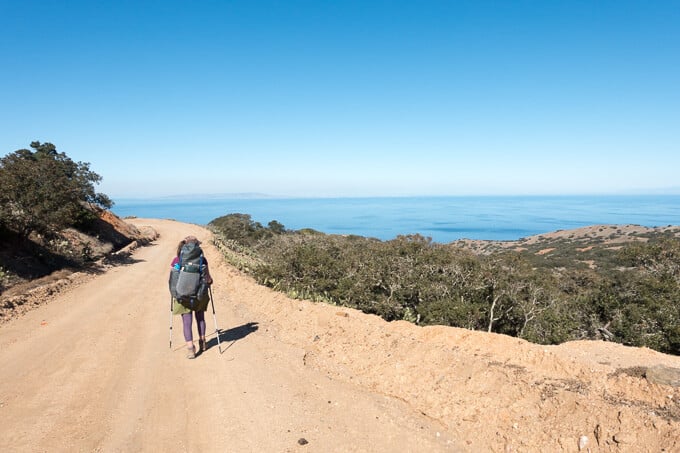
[189,254,205,306]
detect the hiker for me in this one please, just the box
[170,235,213,359]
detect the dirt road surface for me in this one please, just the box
[1,219,680,452]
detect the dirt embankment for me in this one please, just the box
[0,217,679,452]
[0,211,158,323]
[224,249,680,452]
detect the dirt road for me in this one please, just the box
[2,219,680,452]
[0,220,455,452]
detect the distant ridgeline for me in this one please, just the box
[209,214,680,356]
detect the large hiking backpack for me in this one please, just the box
[169,241,209,308]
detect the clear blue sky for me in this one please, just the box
[1,1,678,199]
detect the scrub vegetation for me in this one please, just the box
[210,214,680,355]
[0,142,114,291]
[0,142,112,238]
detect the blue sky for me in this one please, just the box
[1,1,678,199]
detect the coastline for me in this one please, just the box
[111,194,680,243]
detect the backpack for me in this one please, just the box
[169,241,210,308]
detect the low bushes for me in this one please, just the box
[210,214,680,355]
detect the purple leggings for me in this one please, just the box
[182,311,206,342]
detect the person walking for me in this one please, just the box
[170,235,213,359]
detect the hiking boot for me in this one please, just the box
[198,339,207,352]
[186,346,196,359]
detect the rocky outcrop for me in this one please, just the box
[647,365,680,387]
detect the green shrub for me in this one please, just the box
[211,214,680,355]
[0,142,111,237]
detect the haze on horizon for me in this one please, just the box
[1,1,678,199]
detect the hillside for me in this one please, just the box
[0,215,679,451]
[452,223,680,258]
[0,209,158,322]
[209,214,680,355]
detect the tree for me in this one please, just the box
[0,141,112,237]
[209,213,271,246]
[267,220,286,234]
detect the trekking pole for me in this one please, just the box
[208,286,222,353]
[169,296,173,349]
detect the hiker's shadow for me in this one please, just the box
[208,322,259,353]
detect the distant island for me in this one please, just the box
[158,192,274,200]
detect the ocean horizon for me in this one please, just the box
[111,195,680,244]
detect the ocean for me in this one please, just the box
[111,195,680,244]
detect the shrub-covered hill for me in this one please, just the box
[0,140,142,297]
[209,214,680,355]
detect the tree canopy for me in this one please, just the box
[0,141,112,237]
